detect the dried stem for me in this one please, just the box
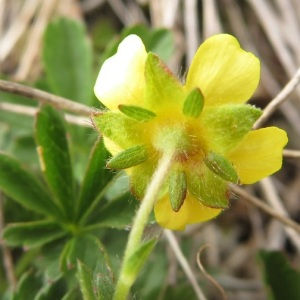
[253,66,300,129]
[164,230,207,300]
[231,185,300,234]
[0,102,92,127]
[196,245,227,300]
[0,79,96,116]
[283,149,300,158]
[260,177,300,253]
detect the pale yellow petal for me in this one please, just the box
[94,35,147,110]
[228,127,288,184]
[154,193,222,230]
[185,34,260,106]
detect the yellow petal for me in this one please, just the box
[94,35,147,110]
[185,34,260,106]
[154,193,222,230]
[227,127,288,184]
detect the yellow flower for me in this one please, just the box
[93,34,288,230]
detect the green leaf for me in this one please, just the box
[43,18,93,104]
[35,105,75,219]
[182,88,204,118]
[259,250,300,300]
[3,220,66,247]
[107,145,148,169]
[12,271,42,300]
[118,105,156,122]
[34,277,66,300]
[204,152,239,183]
[0,152,61,217]
[76,138,114,221]
[124,239,156,286]
[122,25,174,61]
[169,170,187,212]
[60,235,113,275]
[86,192,138,229]
[201,104,262,153]
[100,25,174,65]
[77,261,97,300]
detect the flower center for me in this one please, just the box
[152,122,205,163]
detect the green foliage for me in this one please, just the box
[77,261,97,300]
[3,220,66,247]
[100,24,174,65]
[0,152,61,217]
[259,250,300,300]
[124,239,156,281]
[35,105,75,219]
[0,100,137,298]
[43,18,93,104]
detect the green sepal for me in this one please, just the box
[169,170,187,212]
[118,105,156,122]
[107,145,148,169]
[201,104,262,153]
[92,112,141,149]
[182,88,204,118]
[204,152,239,183]
[187,164,229,209]
[145,53,185,109]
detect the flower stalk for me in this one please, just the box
[113,151,175,300]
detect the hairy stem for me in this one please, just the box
[113,152,174,300]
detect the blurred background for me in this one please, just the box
[1,1,300,299]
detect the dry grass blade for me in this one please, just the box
[164,229,208,300]
[0,79,96,116]
[231,185,300,234]
[253,67,300,129]
[196,245,227,300]
[260,177,300,253]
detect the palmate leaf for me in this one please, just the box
[85,192,138,230]
[77,261,97,300]
[43,18,93,104]
[76,138,114,221]
[12,270,67,300]
[0,152,61,217]
[3,220,66,248]
[60,235,113,276]
[35,105,75,220]
[12,271,42,300]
